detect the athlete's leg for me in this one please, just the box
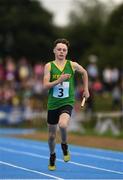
[48,124,57,154]
[48,124,57,170]
[58,113,70,143]
[58,113,71,162]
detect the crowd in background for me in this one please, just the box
[0,55,122,125]
[0,56,45,125]
[0,56,44,106]
[75,55,123,113]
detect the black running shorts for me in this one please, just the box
[47,105,73,125]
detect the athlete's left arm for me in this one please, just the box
[71,61,90,99]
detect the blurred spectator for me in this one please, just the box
[33,62,44,97]
[34,62,44,78]
[3,82,16,104]
[112,84,122,110]
[18,56,32,80]
[0,58,5,83]
[32,76,43,96]
[0,86,4,103]
[5,56,16,81]
[102,66,112,92]
[92,78,103,94]
[111,67,120,86]
[87,55,99,81]
[102,66,120,92]
[8,96,23,125]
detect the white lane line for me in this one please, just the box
[0,147,123,176]
[69,161,123,175]
[1,141,123,163]
[78,146,123,155]
[71,152,123,163]
[0,147,49,160]
[1,141,48,150]
[0,161,63,180]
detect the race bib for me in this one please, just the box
[53,82,69,98]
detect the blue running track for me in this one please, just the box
[0,136,123,179]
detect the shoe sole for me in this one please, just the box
[48,165,56,171]
[64,154,70,162]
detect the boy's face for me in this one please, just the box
[53,43,68,60]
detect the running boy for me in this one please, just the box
[43,38,89,170]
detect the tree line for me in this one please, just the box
[0,0,122,69]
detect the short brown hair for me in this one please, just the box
[54,38,70,48]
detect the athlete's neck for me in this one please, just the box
[54,59,66,66]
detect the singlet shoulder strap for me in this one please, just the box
[68,60,75,73]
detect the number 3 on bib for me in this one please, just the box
[53,82,69,98]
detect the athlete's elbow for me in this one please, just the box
[43,83,50,90]
[43,84,48,90]
[85,68,87,73]
[82,69,88,76]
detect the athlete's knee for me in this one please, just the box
[49,132,56,141]
[59,122,68,129]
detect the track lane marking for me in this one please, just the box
[1,146,123,175]
[1,141,123,163]
[0,160,63,180]
[71,152,123,163]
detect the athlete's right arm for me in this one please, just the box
[43,63,70,90]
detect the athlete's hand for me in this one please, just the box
[83,89,90,99]
[58,73,71,83]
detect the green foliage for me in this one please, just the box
[64,1,123,68]
[0,0,57,61]
[64,0,107,64]
[0,0,123,68]
[100,4,123,68]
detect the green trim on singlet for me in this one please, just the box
[47,60,75,110]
